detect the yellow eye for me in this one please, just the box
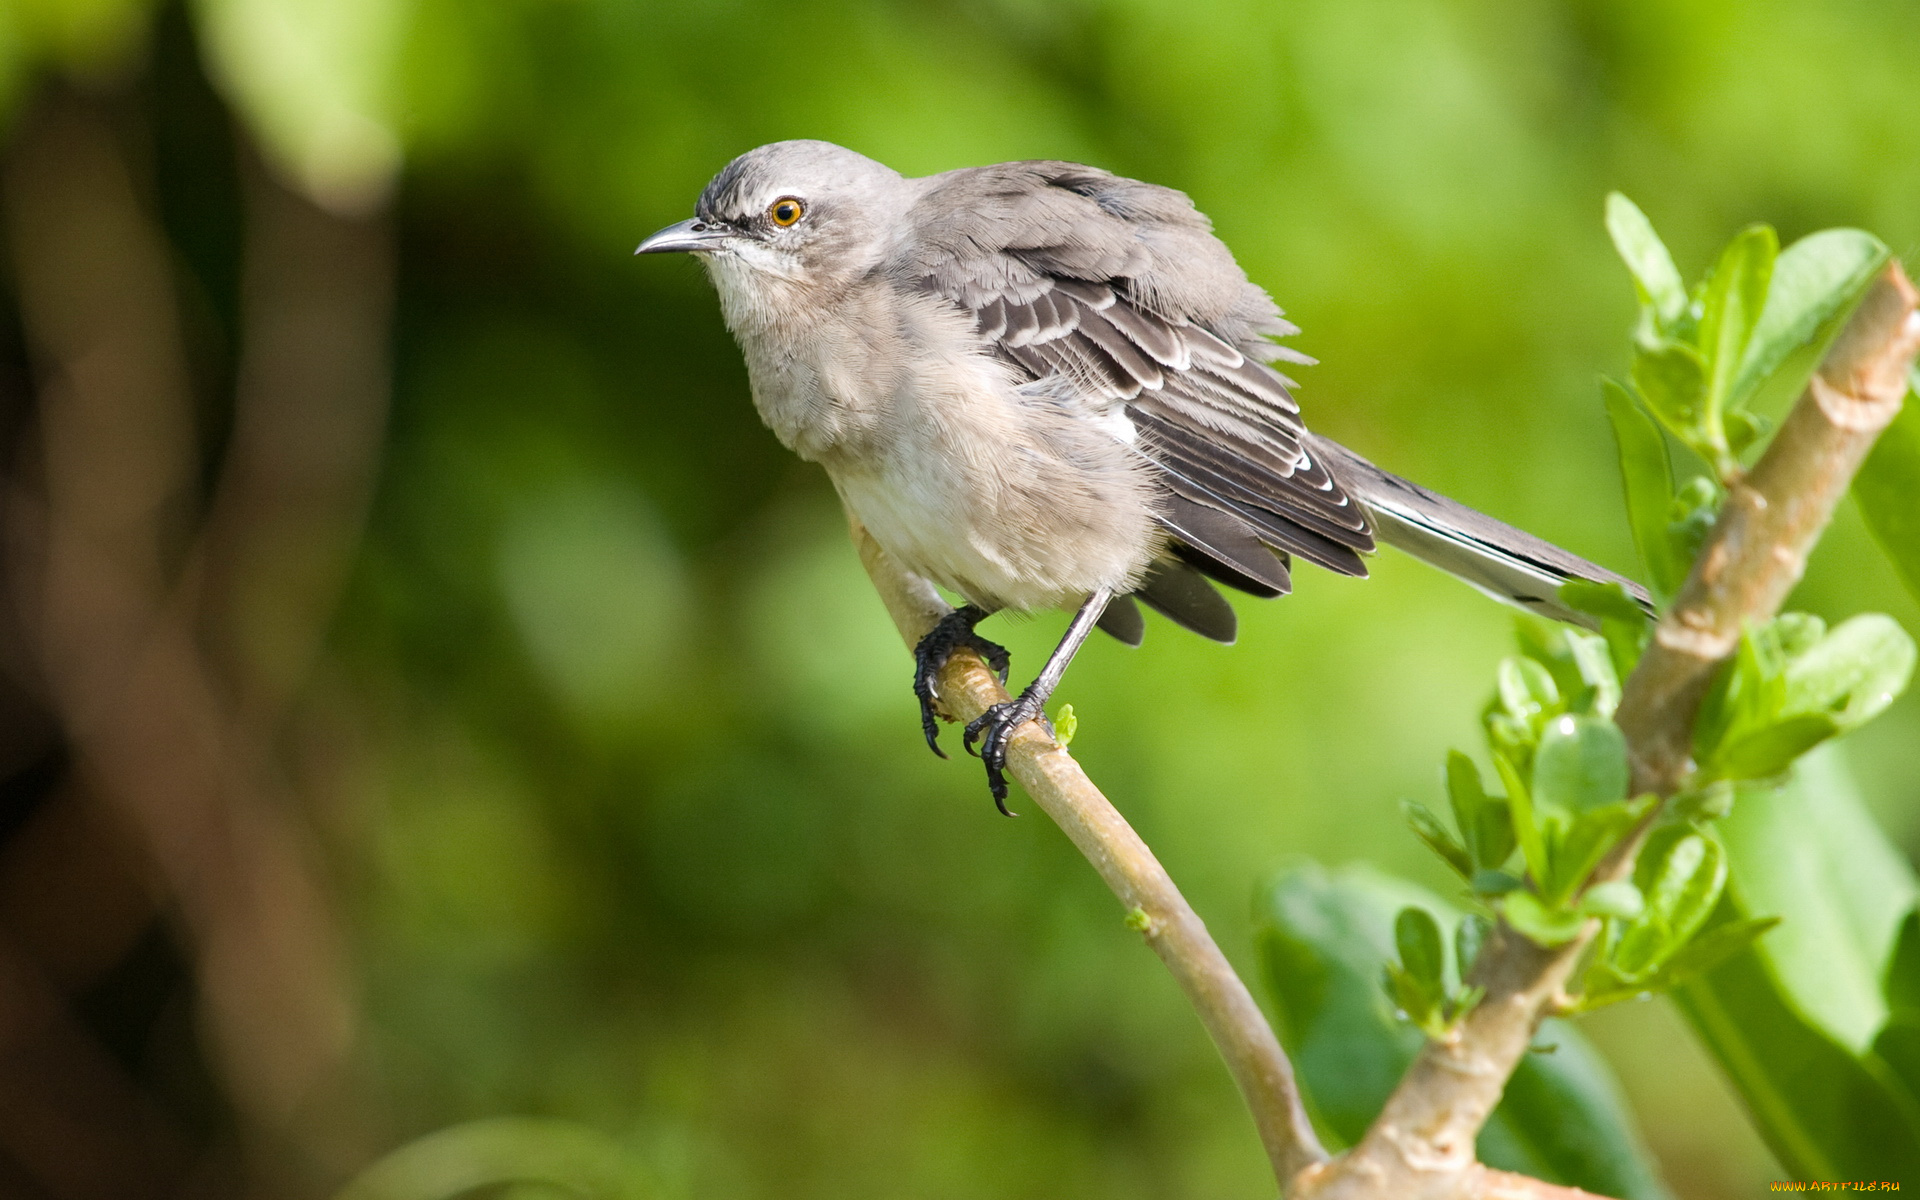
[768,197,804,227]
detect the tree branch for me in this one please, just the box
[848,519,1330,1188]
[1293,261,1920,1200]
[1615,263,1920,796]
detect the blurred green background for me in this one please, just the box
[0,1,1916,1197]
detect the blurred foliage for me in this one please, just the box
[4,0,1920,1197]
[1673,750,1920,1180]
[1858,391,1920,605]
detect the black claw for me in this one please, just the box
[964,694,1049,815]
[910,606,1009,759]
[979,640,1011,683]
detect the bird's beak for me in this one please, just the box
[635,218,729,255]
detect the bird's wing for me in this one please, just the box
[897,161,1374,643]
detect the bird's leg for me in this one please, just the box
[911,604,1010,759]
[965,589,1113,813]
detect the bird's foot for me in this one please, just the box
[963,690,1051,815]
[911,606,1009,759]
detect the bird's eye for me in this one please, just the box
[768,197,804,227]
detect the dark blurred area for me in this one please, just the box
[0,1,1915,1197]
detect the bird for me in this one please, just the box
[637,140,1651,810]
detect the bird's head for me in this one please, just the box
[637,141,905,296]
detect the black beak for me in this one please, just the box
[635,218,729,255]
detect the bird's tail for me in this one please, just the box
[1310,436,1654,630]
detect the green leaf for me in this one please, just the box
[1559,577,1653,682]
[1665,475,1720,572]
[1722,747,1919,1053]
[1383,961,1438,1033]
[1403,799,1473,880]
[1605,193,1688,328]
[1386,907,1451,1032]
[1495,751,1546,885]
[1724,408,1773,457]
[1614,829,1727,979]
[1729,229,1891,410]
[1710,712,1837,781]
[1654,915,1779,986]
[1673,902,1920,1181]
[1783,613,1915,731]
[1395,907,1446,990]
[1256,865,1672,1199]
[1597,382,1689,602]
[1530,715,1629,819]
[1502,890,1588,947]
[1697,224,1778,453]
[1668,745,1920,1192]
[1697,613,1915,781]
[1564,629,1623,719]
[1856,392,1920,606]
[1580,916,1779,1010]
[1473,868,1525,896]
[1519,618,1630,719]
[333,1117,650,1200]
[1887,910,1920,1018]
[1544,796,1656,908]
[1581,880,1644,921]
[1881,913,1920,1098]
[1447,751,1515,871]
[1628,336,1707,444]
[1053,703,1077,746]
[1693,623,1771,770]
[1554,579,1652,630]
[1497,656,1561,726]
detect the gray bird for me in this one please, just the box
[637,140,1650,809]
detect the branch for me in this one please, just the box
[1615,262,1920,796]
[848,519,1329,1188]
[1294,261,1920,1200]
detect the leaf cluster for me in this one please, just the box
[1692,613,1915,785]
[1388,202,1917,1035]
[1405,617,1652,947]
[1380,905,1485,1038]
[1340,200,1920,1199]
[1602,195,1890,602]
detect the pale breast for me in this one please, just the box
[824,322,1165,613]
[714,263,1165,612]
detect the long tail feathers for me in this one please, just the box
[1311,436,1655,630]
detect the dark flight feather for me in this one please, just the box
[1095,592,1146,646]
[1136,560,1238,643]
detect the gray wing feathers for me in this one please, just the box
[1309,436,1655,629]
[898,159,1379,642]
[899,161,1650,640]
[899,161,1293,354]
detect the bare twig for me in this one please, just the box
[1293,261,1920,1200]
[849,519,1330,1188]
